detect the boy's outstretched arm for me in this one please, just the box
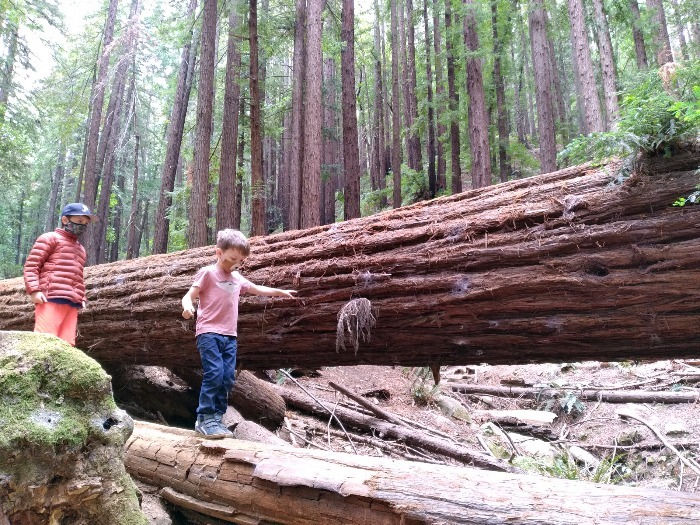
[182,286,200,319]
[247,283,297,299]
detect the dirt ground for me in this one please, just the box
[138,359,700,523]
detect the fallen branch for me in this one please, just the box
[277,385,519,473]
[450,383,700,404]
[328,381,404,425]
[617,407,700,476]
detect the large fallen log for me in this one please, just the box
[1,151,699,369]
[125,420,700,524]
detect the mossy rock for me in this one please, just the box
[0,331,147,525]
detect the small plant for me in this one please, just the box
[403,366,441,406]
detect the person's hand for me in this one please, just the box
[182,303,195,319]
[30,291,47,304]
[276,289,297,299]
[82,300,87,310]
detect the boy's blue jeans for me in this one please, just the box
[196,333,237,417]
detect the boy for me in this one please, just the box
[23,203,95,346]
[182,229,296,438]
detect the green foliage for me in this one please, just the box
[540,391,586,417]
[403,366,441,406]
[558,62,700,166]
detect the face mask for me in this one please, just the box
[64,220,88,236]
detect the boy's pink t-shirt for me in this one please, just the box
[192,264,252,337]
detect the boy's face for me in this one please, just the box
[216,247,247,273]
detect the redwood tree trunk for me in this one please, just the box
[390,0,403,208]
[404,0,422,173]
[341,0,361,220]
[301,0,323,228]
[647,0,674,65]
[492,0,510,183]
[3,153,699,370]
[567,0,604,134]
[629,0,649,69]
[432,0,446,193]
[529,0,557,174]
[189,0,217,247]
[463,0,492,189]
[445,0,461,194]
[217,4,241,232]
[592,0,620,129]
[152,0,198,254]
[423,0,437,198]
[250,0,266,236]
[125,421,700,524]
[287,0,306,230]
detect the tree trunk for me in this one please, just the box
[647,0,674,65]
[463,0,492,189]
[432,0,446,193]
[423,0,437,198]
[444,0,461,194]
[449,383,700,404]
[0,26,18,127]
[372,0,387,208]
[82,0,119,210]
[125,420,700,524]
[404,0,422,173]
[189,0,217,247]
[390,0,403,208]
[547,30,569,144]
[629,0,649,69]
[592,0,620,129]
[567,0,604,134]
[287,0,306,231]
[250,0,266,236]
[3,152,699,369]
[45,148,66,232]
[301,0,323,228]
[492,0,510,183]
[135,198,149,258]
[668,0,689,61]
[152,0,198,254]
[341,0,361,220]
[529,0,557,174]
[217,3,241,233]
[126,135,141,259]
[234,100,245,230]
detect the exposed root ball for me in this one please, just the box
[336,298,376,355]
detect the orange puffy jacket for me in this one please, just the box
[23,228,87,305]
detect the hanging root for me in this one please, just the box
[336,298,376,355]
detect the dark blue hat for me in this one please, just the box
[61,203,96,221]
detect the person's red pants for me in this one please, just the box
[34,302,78,346]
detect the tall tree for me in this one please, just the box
[250,0,266,236]
[341,0,361,220]
[234,99,245,230]
[592,0,620,128]
[568,0,604,134]
[126,136,140,260]
[405,0,422,172]
[189,0,217,247]
[152,0,198,254]
[218,2,242,232]
[445,0,461,194]
[668,0,689,61]
[390,0,402,207]
[372,0,388,208]
[46,148,66,232]
[463,0,492,188]
[300,0,323,228]
[529,0,556,173]
[82,0,119,209]
[629,0,649,69]
[647,0,674,65]
[491,0,510,182]
[287,0,306,230]
[432,0,447,192]
[0,26,18,127]
[423,0,436,197]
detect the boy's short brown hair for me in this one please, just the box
[216,229,250,256]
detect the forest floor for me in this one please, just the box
[137,359,700,524]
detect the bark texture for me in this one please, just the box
[341,0,361,220]
[125,420,700,525]
[249,0,266,236]
[1,153,699,370]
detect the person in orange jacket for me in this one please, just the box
[23,203,96,346]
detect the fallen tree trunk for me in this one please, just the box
[450,383,700,403]
[125,420,700,524]
[1,151,699,369]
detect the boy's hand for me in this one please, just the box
[276,289,297,299]
[182,306,195,319]
[30,291,47,304]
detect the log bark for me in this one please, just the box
[450,383,700,404]
[125,420,700,524]
[1,152,700,370]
